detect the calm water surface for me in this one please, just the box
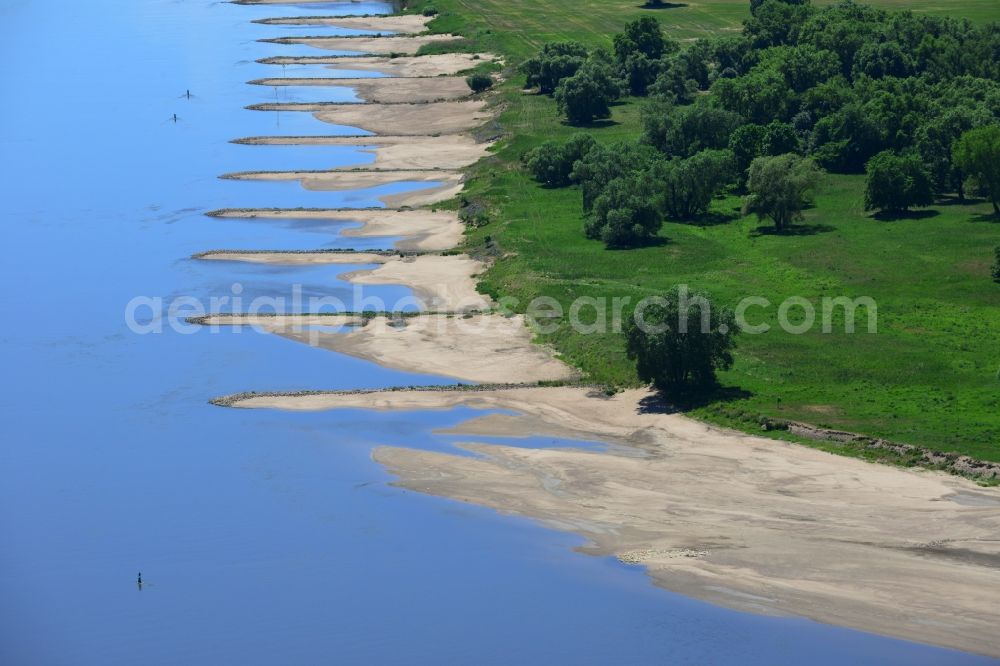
[0,1,994,663]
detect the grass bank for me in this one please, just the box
[410,0,1000,462]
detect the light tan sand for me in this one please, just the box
[197,314,360,328]
[204,315,576,384]
[250,77,471,103]
[254,15,431,33]
[225,385,1000,657]
[259,53,497,77]
[220,170,464,207]
[342,255,490,311]
[322,101,491,135]
[208,209,464,251]
[262,35,461,55]
[232,135,493,170]
[196,251,394,265]
[196,253,489,312]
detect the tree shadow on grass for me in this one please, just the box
[688,210,740,227]
[637,385,752,414]
[750,223,835,237]
[639,2,689,9]
[970,212,1000,224]
[935,195,987,207]
[564,118,620,130]
[871,209,940,222]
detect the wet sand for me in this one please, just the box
[249,76,472,103]
[220,169,464,207]
[258,53,497,77]
[261,34,461,55]
[253,15,431,33]
[218,385,1000,658]
[231,135,493,170]
[207,208,465,251]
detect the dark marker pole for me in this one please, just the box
[137,572,143,589]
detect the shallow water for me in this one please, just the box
[0,1,995,664]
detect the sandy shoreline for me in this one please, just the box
[261,35,461,55]
[202,315,576,384]
[253,15,431,33]
[231,135,493,170]
[218,385,1000,657]
[248,101,492,136]
[258,53,496,77]
[197,252,489,311]
[220,169,464,207]
[249,76,472,103]
[206,208,465,251]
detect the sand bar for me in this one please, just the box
[259,53,496,77]
[253,15,431,33]
[220,169,463,207]
[231,135,493,170]
[261,35,461,55]
[250,77,471,103]
[196,253,488,311]
[206,208,464,251]
[248,101,492,136]
[219,385,1000,657]
[202,315,576,384]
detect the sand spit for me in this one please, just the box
[249,77,471,103]
[248,101,491,136]
[220,169,463,207]
[220,385,1000,657]
[231,135,493,170]
[195,252,488,311]
[253,15,431,33]
[259,53,496,77]
[261,35,461,56]
[206,208,464,251]
[201,315,576,384]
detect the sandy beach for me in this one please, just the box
[258,53,497,77]
[231,135,494,170]
[250,76,472,103]
[261,34,461,55]
[220,169,464,207]
[219,385,1000,658]
[253,15,432,33]
[247,101,493,136]
[206,208,465,251]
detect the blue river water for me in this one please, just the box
[0,0,994,664]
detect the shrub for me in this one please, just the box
[422,6,438,16]
[624,286,738,392]
[466,73,493,94]
[863,151,933,213]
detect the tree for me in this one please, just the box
[523,133,597,187]
[953,125,1000,216]
[554,57,620,126]
[624,286,737,392]
[466,73,493,93]
[863,151,933,213]
[743,153,822,232]
[641,100,744,157]
[622,53,662,96]
[585,172,663,247]
[572,141,662,211]
[654,150,735,220]
[613,16,673,63]
[520,42,588,94]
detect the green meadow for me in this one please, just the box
[412,0,1000,461]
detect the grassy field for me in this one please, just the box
[410,0,1000,461]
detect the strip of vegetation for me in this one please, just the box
[407,0,1000,465]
